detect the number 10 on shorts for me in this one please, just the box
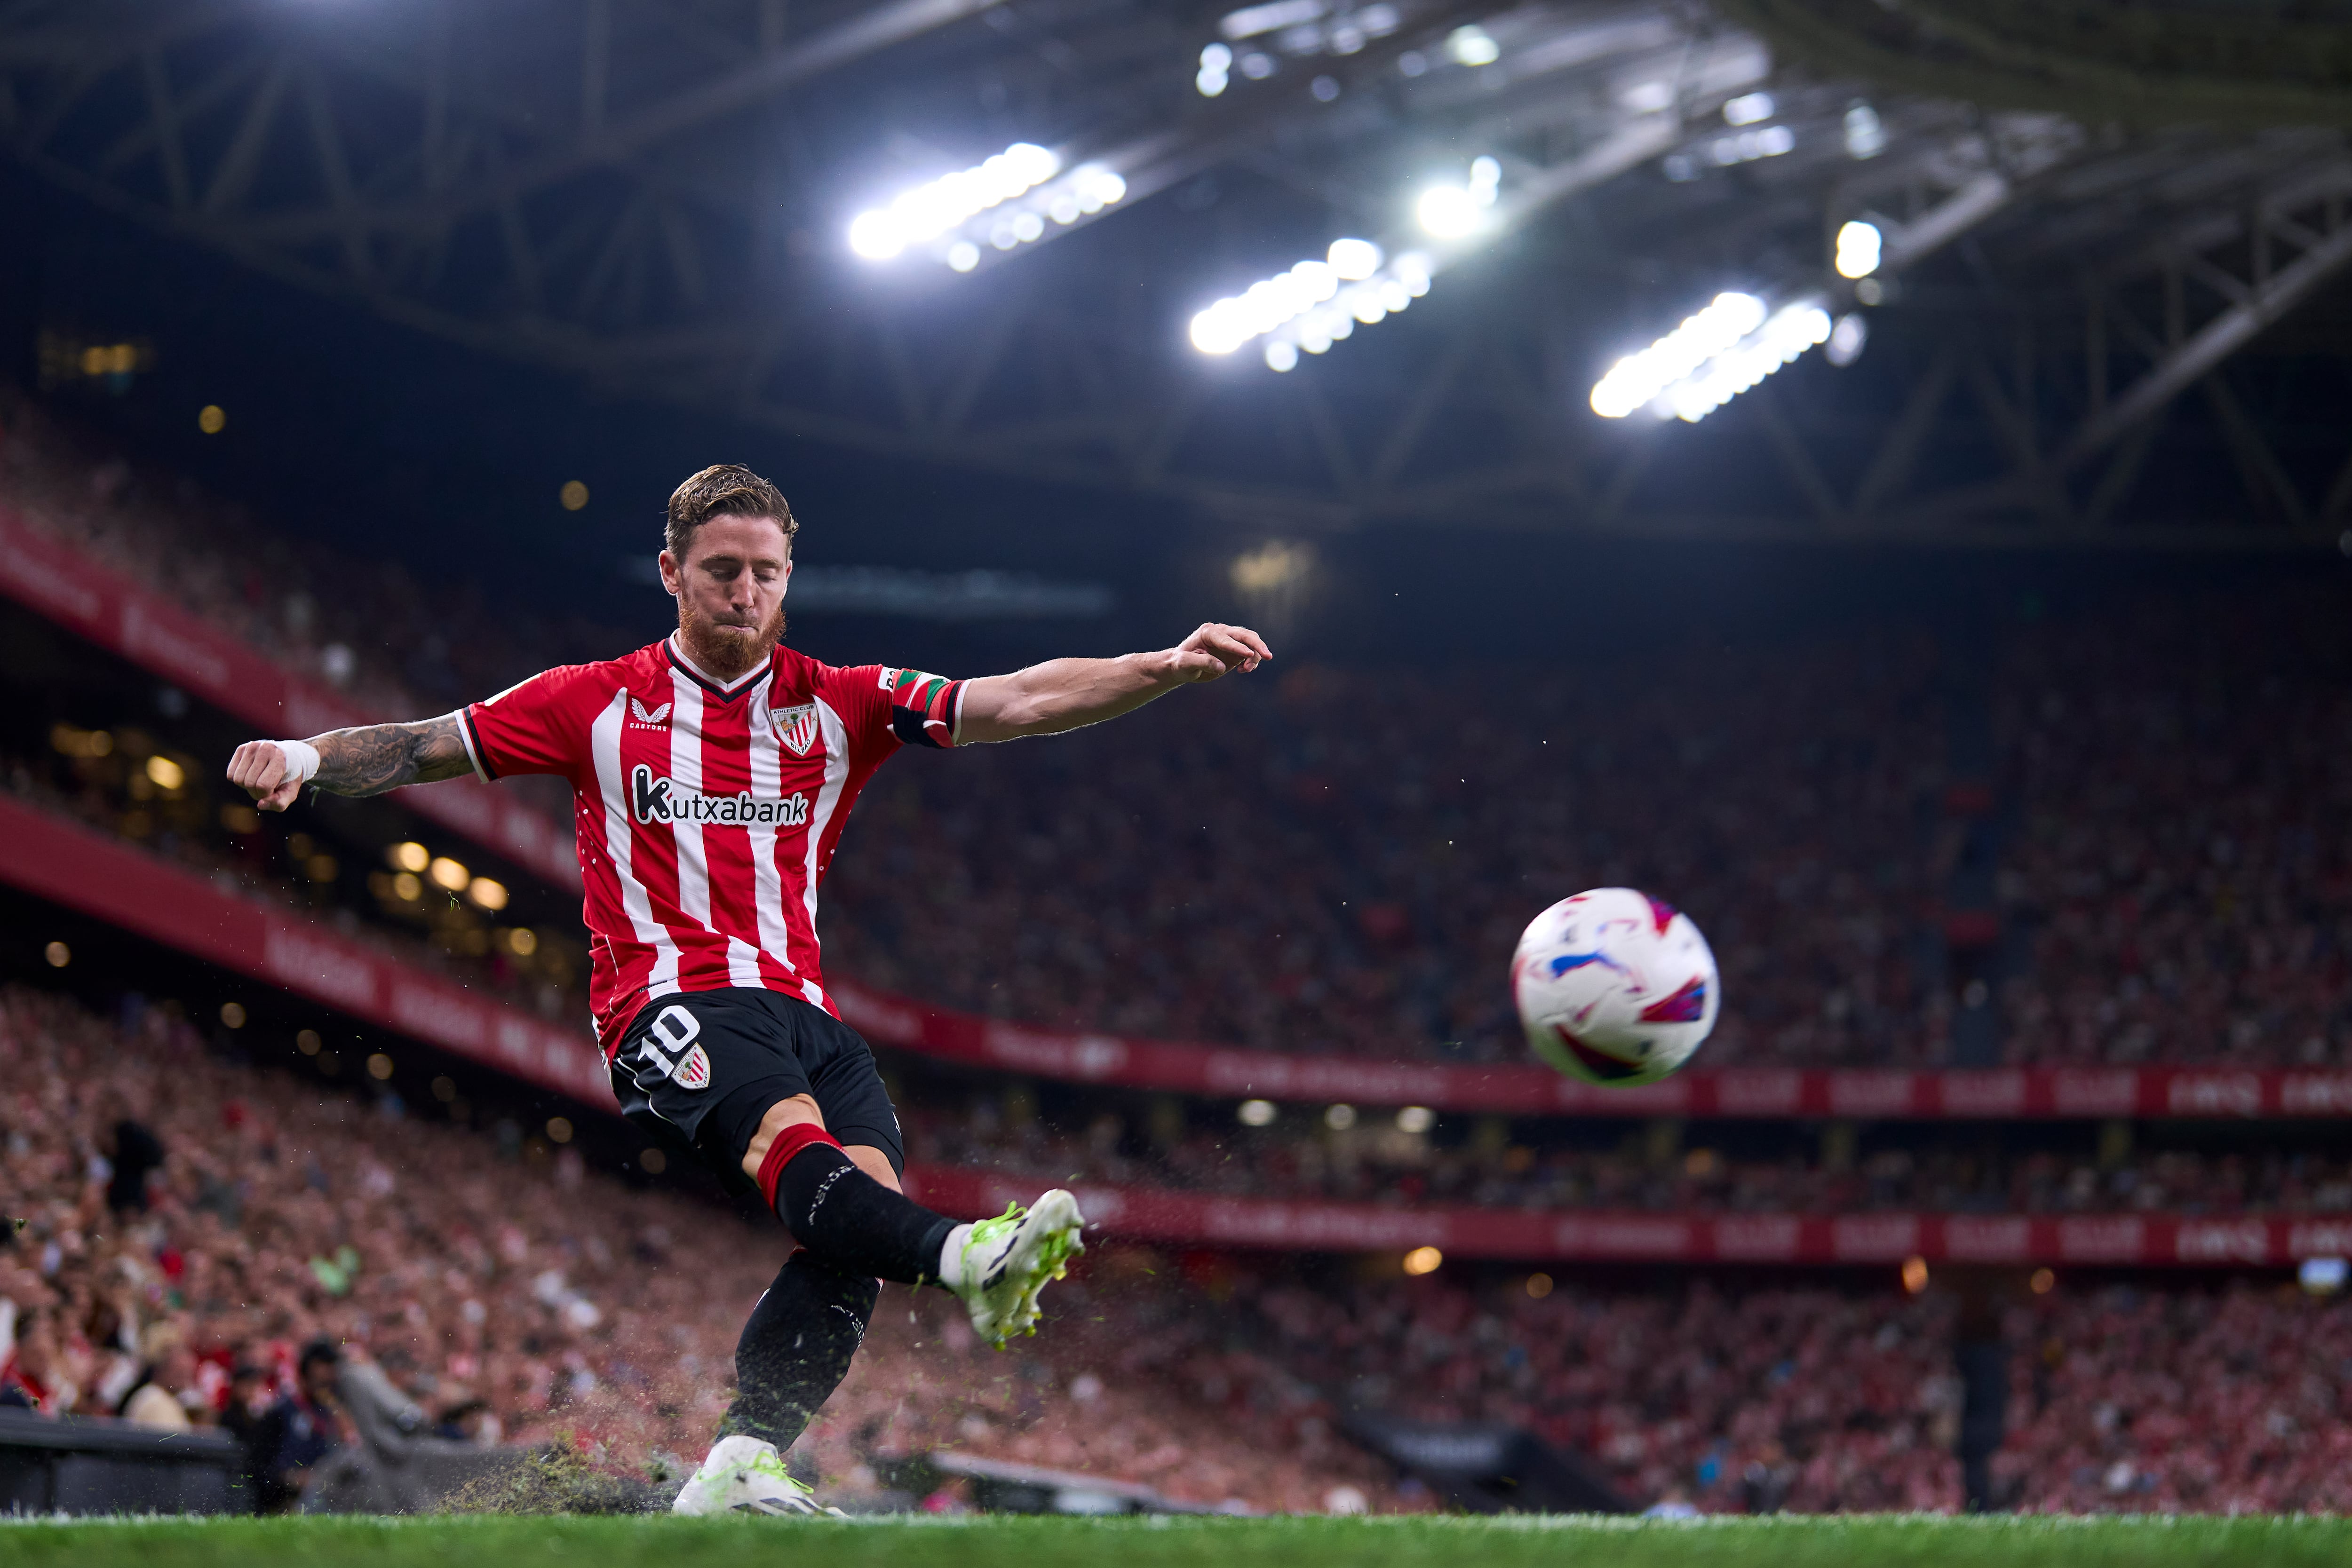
[637,1004,713,1091]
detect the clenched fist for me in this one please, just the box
[225,741,305,812]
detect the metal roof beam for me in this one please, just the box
[2066,217,2352,462]
[247,0,1006,242]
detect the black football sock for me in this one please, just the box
[772,1143,957,1286]
[717,1249,879,1454]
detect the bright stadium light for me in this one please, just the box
[1417,155,1501,238]
[1188,240,1432,368]
[849,143,1126,268]
[848,142,1058,260]
[1589,293,1766,417]
[1446,24,1499,66]
[1198,42,1232,96]
[1835,220,1883,278]
[1722,91,1775,126]
[1588,293,1832,423]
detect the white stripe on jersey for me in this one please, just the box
[667,672,710,932]
[799,696,853,1009]
[744,683,796,990]
[590,687,682,998]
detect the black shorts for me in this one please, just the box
[610,987,904,1194]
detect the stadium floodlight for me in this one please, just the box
[1588,292,1832,423]
[1722,91,1775,126]
[1417,156,1501,238]
[848,142,1057,260]
[849,146,1126,269]
[1199,42,1232,96]
[1844,103,1887,158]
[1835,220,1883,278]
[1446,24,1499,66]
[1187,240,1433,369]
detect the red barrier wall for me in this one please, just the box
[837,981,2352,1121]
[0,793,607,1102]
[0,505,577,890]
[902,1165,2352,1268]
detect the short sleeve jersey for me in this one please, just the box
[460,635,963,1057]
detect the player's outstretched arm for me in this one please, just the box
[957,622,1270,744]
[225,715,474,811]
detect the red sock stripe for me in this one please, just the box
[756,1123,843,1212]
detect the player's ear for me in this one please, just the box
[657,550,682,596]
[780,558,793,596]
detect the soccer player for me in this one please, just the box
[225,465,1271,1515]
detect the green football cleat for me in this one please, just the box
[951,1189,1086,1348]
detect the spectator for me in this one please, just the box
[219,1360,277,1509]
[117,1320,201,1431]
[251,1341,349,1512]
[100,1105,166,1218]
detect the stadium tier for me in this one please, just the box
[0,984,1398,1513]
[8,777,2351,1269]
[9,391,2352,1079]
[9,980,2352,1516]
[11,763,2352,1137]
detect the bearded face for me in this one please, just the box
[660,513,794,680]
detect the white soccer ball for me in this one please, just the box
[1512,887,1720,1085]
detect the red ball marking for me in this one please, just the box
[1553,1023,1644,1081]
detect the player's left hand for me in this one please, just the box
[1165,623,1271,682]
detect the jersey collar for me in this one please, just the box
[665,634,771,701]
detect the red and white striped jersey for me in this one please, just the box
[459,634,964,1057]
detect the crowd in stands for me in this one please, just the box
[1995,593,2352,1069]
[901,1099,2352,1219]
[0,388,599,728]
[1232,1266,2352,1514]
[5,388,2350,1073]
[826,642,1947,1071]
[0,984,1394,1513]
[10,978,2352,1517]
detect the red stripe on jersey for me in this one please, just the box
[465,638,927,1056]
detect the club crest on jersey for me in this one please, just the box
[631,764,809,827]
[629,697,672,728]
[771,702,818,757]
[638,1004,711,1091]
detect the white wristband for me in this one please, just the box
[274,739,321,785]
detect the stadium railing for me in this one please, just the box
[837,979,2352,1120]
[903,1165,2352,1269]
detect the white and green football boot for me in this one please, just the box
[944,1190,1086,1347]
[670,1434,839,1517]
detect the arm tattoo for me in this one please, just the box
[310,715,472,797]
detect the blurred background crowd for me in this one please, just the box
[8,982,2349,1516]
[5,393,2348,1075]
[3,381,2350,1521]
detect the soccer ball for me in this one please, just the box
[1512,887,1719,1085]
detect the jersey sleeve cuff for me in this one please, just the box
[454,707,496,783]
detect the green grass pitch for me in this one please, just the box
[3,1513,2347,1567]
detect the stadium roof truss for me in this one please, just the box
[4,0,2350,549]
